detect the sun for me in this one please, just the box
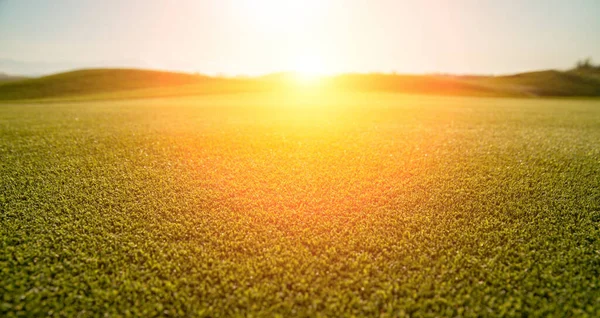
[291,54,329,85]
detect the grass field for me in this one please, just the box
[1,92,600,316]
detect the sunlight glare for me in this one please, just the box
[291,54,329,85]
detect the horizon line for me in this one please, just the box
[0,65,584,79]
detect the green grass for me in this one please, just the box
[1,93,600,316]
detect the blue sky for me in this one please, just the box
[0,0,599,76]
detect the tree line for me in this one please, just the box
[575,58,600,71]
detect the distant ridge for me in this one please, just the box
[0,69,210,101]
[0,72,28,84]
[477,70,600,96]
[1,68,600,101]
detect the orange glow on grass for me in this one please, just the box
[170,93,448,224]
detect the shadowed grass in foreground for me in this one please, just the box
[1,93,599,316]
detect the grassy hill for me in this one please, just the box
[330,74,500,96]
[0,73,28,84]
[475,70,600,96]
[1,68,600,101]
[330,69,600,97]
[0,69,212,101]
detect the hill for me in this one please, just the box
[0,73,28,84]
[328,69,600,97]
[0,69,212,101]
[330,74,500,96]
[475,70,600,96]
[1,68,600,101]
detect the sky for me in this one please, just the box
[0,0,599,76]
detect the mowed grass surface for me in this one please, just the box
[1,93,600,316]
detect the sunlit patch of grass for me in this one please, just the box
[1,93,599,316]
